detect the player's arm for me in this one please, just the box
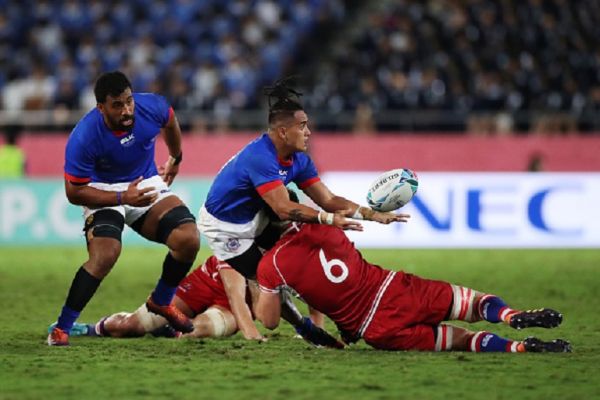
[303,181,410,224]
[261,184,362,231]
[255,291,281,330]
[219,267,265,341]
[159,108,183,186]
[64,176,157,207]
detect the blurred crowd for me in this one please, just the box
[0,0,599,133]
[305,0,600,133]
[0,0,344,120]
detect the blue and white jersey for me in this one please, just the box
[204,133,320,224]
[64,93,173,184]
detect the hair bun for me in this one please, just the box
[263,76,303,108]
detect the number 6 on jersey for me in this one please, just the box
[319,249,349,283]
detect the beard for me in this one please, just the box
[115,115,135,131]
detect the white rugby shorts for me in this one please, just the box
[198,205,269,261]
[83,175,176,226]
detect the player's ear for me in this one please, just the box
[278,126,287,141]
[96,103,105,114]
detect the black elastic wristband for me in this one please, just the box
[172,152,183,165]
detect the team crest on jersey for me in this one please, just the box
[226,238,241,252]
[120,133,136,147]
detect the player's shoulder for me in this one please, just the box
[300,223,343,244]
[245,133,273,153]
[133,92,168,110]
[238,133,277,163]
[69,108,102,141]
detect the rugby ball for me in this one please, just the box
[366,168,418,212]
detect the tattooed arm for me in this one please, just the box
[260,185,362,230]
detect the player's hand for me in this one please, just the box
[159,158,180,186]
[123,177,157,206]
[370,211,411,224]
[333,213,363,231]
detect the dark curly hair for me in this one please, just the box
[263,76,304,125]
[94,71,132,103]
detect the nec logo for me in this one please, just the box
[279,170,288,176]
[120,133,135,147]
[408,186,583,235]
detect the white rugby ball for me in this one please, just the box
[366,168,418,212]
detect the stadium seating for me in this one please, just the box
[0,0,598,132]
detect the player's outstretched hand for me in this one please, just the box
[159,158,180,186]
[371,211,411,224]
[123,177,158,206]
[333,213,363,231]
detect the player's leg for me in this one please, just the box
[95,304,169,338]
[448,284,563,329]
[434,323,571,353]
[181,305,238,338]
[134,195,199,333]
[48,210,124,346]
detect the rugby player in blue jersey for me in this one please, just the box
[48,71,200,346]
[198,78,410,346]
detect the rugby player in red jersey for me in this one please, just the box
[256,223,571,353]
[50,256,250,340]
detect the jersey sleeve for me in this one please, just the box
[257,258,284,294]
[246,155,284,195]
[293,154,320,189]
[64,132,94,184]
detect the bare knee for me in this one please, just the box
[168,225,200,262]
[86,239,121,278]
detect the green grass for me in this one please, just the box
[1,247,599,400]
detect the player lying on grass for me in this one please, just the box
[49,255,326,341]
[255,222,572,353]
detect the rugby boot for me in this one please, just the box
[146,296,194,333]
[522,337,572,353]
[48,322,90,337]
[295,317,345,349]
[509,308,562,330]
[150,324,183,338]
[47,326,69,346]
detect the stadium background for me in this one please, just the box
[0,1,599,399]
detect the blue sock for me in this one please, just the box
[151,279,177,306]
[478,295,511,323]
[471,332,516,352]
[56,305,80,332]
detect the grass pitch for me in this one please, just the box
[1,246,599,400]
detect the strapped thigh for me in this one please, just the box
[84,209,125,243]
[156,205,196,244]
[448,285,481,322]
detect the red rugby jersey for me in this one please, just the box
[257,223,393,336]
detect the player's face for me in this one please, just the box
[98,88,136,131]
[283,110,311,152]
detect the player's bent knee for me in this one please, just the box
[85,209,125,243]
[448,285,483,322]
[156,205,197,245]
